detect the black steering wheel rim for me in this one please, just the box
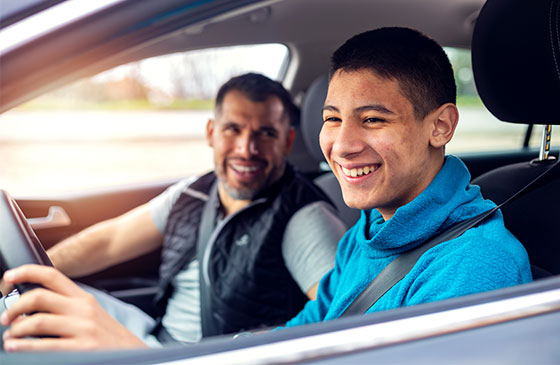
[0,189,52,294]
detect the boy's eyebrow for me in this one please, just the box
[355,104,395,115]
[322,104,395,114]
[322,105,339,112]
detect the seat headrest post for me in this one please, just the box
[539,125,554,161]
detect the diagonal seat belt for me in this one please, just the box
[198,182,220,337]
[341,159,559,317]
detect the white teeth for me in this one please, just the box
[232,164,258,172]
[341,165,376,178]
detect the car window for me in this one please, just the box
[445,47,555,154]
[0,44,288,196]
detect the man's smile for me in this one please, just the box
[227,158,267,181]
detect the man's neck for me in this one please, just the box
[217,184,251,217]
[216,164,289,216]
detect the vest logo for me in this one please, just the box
[235,234,250,246]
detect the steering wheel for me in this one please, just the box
[0,189,53,294]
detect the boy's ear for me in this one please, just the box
[428,103,459,148]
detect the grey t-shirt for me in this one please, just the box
[149,177,346,343]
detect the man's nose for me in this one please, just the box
[236,133,259,156]
[332,121,365,158]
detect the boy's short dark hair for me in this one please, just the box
[215,72,299,126]
[330,27,456,119]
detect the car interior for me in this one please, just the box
[299,0,560,282]
[1,0,560,362]
[469,0,560,279]
[2,0,558,319]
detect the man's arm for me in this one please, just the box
[1,265,147,351]
[47,203,163,278]
[306,282,320,300]
[282,201,347,300]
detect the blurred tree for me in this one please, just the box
[447,48,478,97]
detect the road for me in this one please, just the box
[0,110,213,196]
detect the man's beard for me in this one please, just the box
[216,160,283,201]
[221,180,260,200]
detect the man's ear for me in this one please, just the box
[206,119,216,148]
[285,127,296,154]
[428,103,459,148]
[206,119,215,147]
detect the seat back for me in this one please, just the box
[471,0,560,276]
[472,160,560,276]
[301,74,361,228]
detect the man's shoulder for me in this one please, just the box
[186,171,216,193]
[280,167,333,206]
[290,168,319,187]
[168,172,216,205]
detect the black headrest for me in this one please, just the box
[472,0,560,125]
[301,74,329,162]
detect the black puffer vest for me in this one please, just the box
[155,164,333,337]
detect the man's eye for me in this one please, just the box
[225,125,240,133]
[258,129,277,138]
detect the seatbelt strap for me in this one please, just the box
[197,181,219,337]
[341,159,559,317]
[151,181,218,344]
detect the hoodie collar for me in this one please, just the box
[356,155,495,258]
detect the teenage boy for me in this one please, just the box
[284,27,532,327]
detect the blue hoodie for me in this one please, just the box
[285,155,532,327]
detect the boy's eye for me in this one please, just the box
[364,117,385,124]
[323,116,341,123]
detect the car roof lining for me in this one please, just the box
[114,0,483,92]
[0,0,484,112]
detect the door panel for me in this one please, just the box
[17,180,176,248]
[15,179,178,316]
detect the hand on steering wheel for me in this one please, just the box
[0,190,146,351]
[0,189,53,294]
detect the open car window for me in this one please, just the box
[0,43,289,196]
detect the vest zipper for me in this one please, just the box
[201,197,267,287]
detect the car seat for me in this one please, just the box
[301,74,361,228]
[470,0,560,277]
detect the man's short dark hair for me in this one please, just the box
[215,72,299,126]
[330,27,456,119]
